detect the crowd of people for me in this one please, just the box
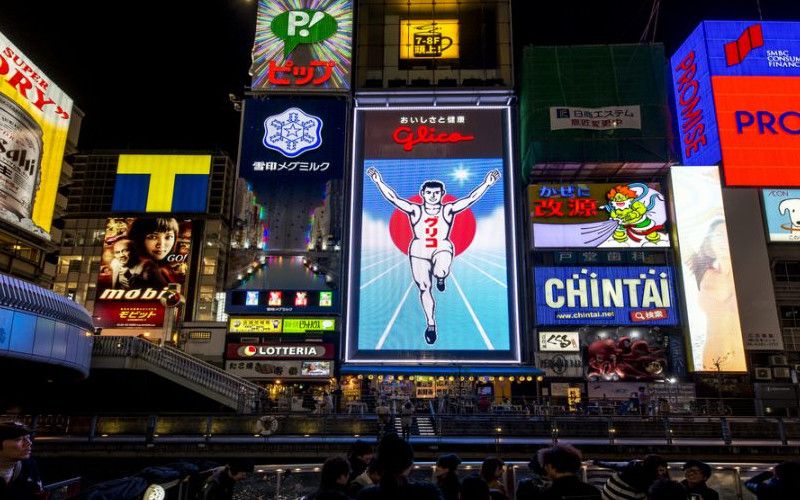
[3,419,800,499]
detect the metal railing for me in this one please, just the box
[93,336,267,413]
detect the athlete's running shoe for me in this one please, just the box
[424,325,437,344]
[436,277,446,291]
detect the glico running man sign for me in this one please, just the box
[345,107,522,364]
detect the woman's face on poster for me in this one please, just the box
[144,230,175,260]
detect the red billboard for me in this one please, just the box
[94,217,193,328]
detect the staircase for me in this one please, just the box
[392,416,437,437]
[92,336,266,413]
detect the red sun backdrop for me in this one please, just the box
[388,194,476,256]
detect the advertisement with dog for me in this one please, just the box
[762,189,800,242]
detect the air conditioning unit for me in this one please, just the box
[773,367,791,379]
[754,367,772,380]
[768,355,788,366]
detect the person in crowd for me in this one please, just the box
[434,454,462,500]
[200,460,251,500]
[375,400,391,439]
[348,441,374,482]
[480,457,507,499]
[349,458,381,497]
[534,445,600,499]
[0,421,43,499]
[325,392,335,414]
[744,460,800,499]
[356,432,441,500]
[647,479,688,500]
[680,460,719,500]
[515,451,548,500]
[599,455,668,500]
[305,457,352,500]
[462,474,491,500]
[400,401,414,441]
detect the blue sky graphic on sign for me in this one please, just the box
[534,266,679,326]
[762,189,800,242]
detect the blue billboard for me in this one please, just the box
[534,266,679,326]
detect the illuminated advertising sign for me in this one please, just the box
[534,352,583,377]
[534,266,678,326]
[227,316,335,334]
[762,189,800,242]
[111,155,211,213]
[226,360,332,378]
[400,20,459,59]
[530,182,670,248]
[226,290,337,315]
[671,21,800,186]
[583,328,669,381]
[346,107,521,363]
[0,31,73,239]
[670,166,746,372]
[538,331,580,352]
[549,106,641,131]
[250,0,352,91]
[227,342,334,359]
[94,218,193,328]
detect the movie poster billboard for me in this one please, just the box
[762,189,800,242]
[250,0,352,91]
[232,97,346,305]
[670,166,746,372]
[530,182,670,248]
[534,266,679,326]
[0,31,73,239]
[94,218,193,328]
[345,107,522,363]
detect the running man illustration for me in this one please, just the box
[366,166,500,344]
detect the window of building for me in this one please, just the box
[68,259,82,273]
[58,256,81,275]
[780,305,800,328]
[774,260,800,282]
[203,256,216,275]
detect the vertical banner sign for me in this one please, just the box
[94,218,193,328]
[250,0,352,91]
[0,31,73,239]
[530,182,670,248]
[761,189,800,242]
[670,166,746,372]
[346,107,521,363]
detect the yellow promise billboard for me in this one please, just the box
[0,31,73,239]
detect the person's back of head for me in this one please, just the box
[537,444,583,476]
[376,432,414,481]
[461,474,491,500]
[647,479,688,500]
[320,457,350,490]
[480,457,504,482]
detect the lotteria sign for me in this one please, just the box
[227,342,334,359]
[534,266,679,326]
[671,21,800,186]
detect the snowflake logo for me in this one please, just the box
[262,107,323,158]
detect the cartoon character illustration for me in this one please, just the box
[603,184,666,244]
[779,198,800,232]
[366,166,500,345]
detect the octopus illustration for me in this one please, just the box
[586,336,666,380]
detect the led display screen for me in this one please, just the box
[250,0,352,91]
[670,166,746,372]
[399,19,459,59]
[0,31,73,239]
[762,188,800,242]
[94,218,193,328]
[534,266,679,326]
[345,107,521,363]
[111,155,211,213]
[530,182,670,248]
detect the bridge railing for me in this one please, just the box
[93,336,267,413]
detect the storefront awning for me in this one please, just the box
[340,365,543,376]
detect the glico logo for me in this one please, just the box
[392,125,474,152]
[673,51,707,159]
[725,24,764,67]
[736,110,800,135]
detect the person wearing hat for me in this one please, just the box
[681,460,718,500]
[435,454,462,500]
[356,432,441,500]
[0,421,43,499]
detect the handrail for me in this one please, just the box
[93,336,267,412]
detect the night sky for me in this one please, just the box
[1,0,798,157]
